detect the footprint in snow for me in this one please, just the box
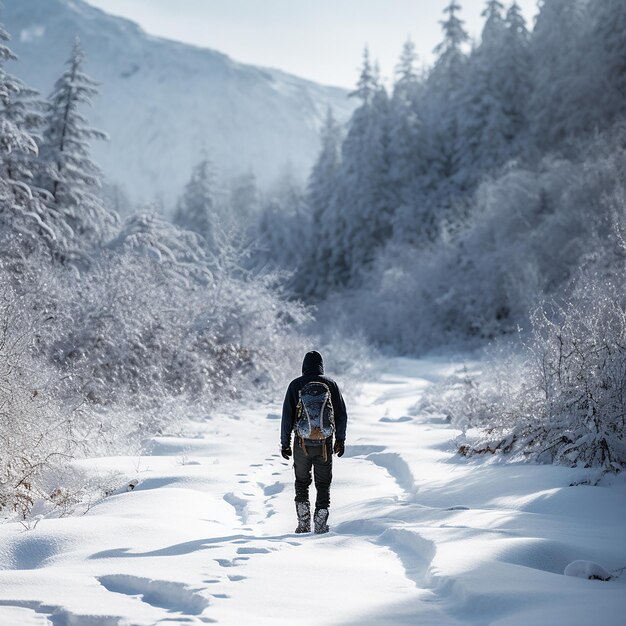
[223,492,249,523]
[379,415,413,423]
[236,547,271,555]
[98,574,209,615]
[261,482,284,496]
[227,574,247,582]
[215,559,233,568]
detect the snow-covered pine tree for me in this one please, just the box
[0,48,45,188]
[0,23,63,261]
[500,1,532,154]
[528,0,590,148]
[420,1,469,226]
[474,0,510,167]
[321,48,374,288]
[0,26,36,168]
[329,50,393,286]
[592,0,626,126]
[431,1,470,91]
[229,170,258,229]
[456,0,510,187]
[297,107,342,297]
[254,163,307,275]
[389,39,429,245]
[173,156,222,254]
[350,46,376,105]
[39,38,115,252]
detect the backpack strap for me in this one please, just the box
[299,436,309,457]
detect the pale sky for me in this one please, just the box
[84,0,538,88]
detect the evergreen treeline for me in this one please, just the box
[260,0,625,299]
[256,0,626,472]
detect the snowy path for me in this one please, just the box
[1,357,625,625]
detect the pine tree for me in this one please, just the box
[39,38,114,248]
[592,0,626,125]
[300,50,395,288]
[393,39,420,99]
[307,108,341,228]
[432,1,470,86]
[501,2,531,151]
[255,165,307,274]
[389,39,427,244]
[229,170,258,228]
[0,25,37,187]
[528,0,589,148]
[297,107,342,296]
[0,23,45,189]
[337,63,393,283]
[350,47,376,105]
[173,156,221,253]
[390,39,422,185]
[420,1,470,226]
[481,0,506,45]
[0,23,63,259]
[456,0,509,186]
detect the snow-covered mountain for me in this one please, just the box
[3,0,353,206]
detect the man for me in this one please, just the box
[281,350,347,534]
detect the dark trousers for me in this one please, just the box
[293,438,333,510]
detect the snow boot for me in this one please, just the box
[295,501,311,533]
[314,508,329,534]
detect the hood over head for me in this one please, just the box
[302,350,324,375]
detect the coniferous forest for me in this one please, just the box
[1,0,625,519]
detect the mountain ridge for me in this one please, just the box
[3,0,353,207]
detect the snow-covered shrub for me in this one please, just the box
[415,169,626,471]
[564,561,613,581]
[0,207,311,517]
[0,289,114,518]
[335,128,626,354]
[37,213,309,417]
[526,280,625,469]
[425,269,626,472]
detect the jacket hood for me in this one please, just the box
[302,350,324,375]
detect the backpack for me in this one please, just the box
[295,381,335,441]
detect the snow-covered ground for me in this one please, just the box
[1,357,625,625]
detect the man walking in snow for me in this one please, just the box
[281,350,347,534]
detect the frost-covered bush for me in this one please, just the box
[414,172,626,471]
[0,290,117,518]
[36,213,310,416]
[421,269,626,472]
[525,280,626,469]
[336,130,626,354]
[0,210,311,517]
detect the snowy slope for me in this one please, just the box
[0,357,624,625]
[2,0,353,206]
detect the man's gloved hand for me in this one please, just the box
[334,439,345,457]
[281,446,292,460]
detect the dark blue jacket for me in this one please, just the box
[281,351,347,448]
